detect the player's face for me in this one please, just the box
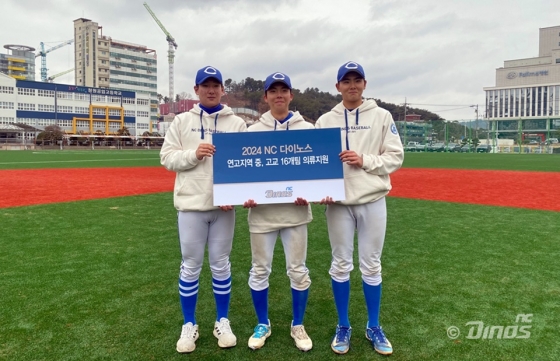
[194,79,224,108]
[264,83,293,114]
[336,72,367,108]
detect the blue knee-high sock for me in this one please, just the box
[363,281,382,328]
[213,276,232,321]
[251,288,269,325]
[332,279,350,327]
[179,278,199,324]
[292,288,309,326]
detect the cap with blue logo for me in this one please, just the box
[337,61,366,82]
[195,66,223,85]
[264,72,292,91]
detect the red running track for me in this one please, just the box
[0,167,558,211]
[390,168,560,212]
[0,167,175,208]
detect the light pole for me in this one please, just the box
[470,104,479,139]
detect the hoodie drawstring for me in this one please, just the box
[199,111,205,139]
[343,108,360,150]
[199,111,220,139]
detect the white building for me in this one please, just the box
[0,44,36,81]
[73,18,158,130]
[484,25,560,143]
[0,72,151,137]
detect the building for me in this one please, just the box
[0,72,151,137]
[484,25,560,143]
[0,45,36,81]
[73,18,158,130]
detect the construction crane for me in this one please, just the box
[35,39,74,82]
[143,2,178,106]
[47,68,74,83]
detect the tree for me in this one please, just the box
[224,78,233,92]
[157,93,164,104]
[37,125,64,144]
[176,92,193,101]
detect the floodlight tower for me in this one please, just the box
[143,2,178,105]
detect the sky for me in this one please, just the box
[1,0,559,121]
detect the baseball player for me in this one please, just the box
[315,61,404,355]
[160,66,247,353]
[243,72,314,352]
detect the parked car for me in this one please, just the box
[459,144,472,153]
[427,142,445,152]
[405,141,420,152]
[415,143,427,152]
[445,143,460,152]
[476,145,492,153]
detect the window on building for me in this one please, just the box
[18,103,36,111]
[0,86,14,94]
[38,104,55,112]
[17,88,36,96]
[57,105,74,113]
[0,101,14,109]
[38,89,55,97]
[57,92,73,100]
[75,106,89,114]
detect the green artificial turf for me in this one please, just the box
[0,150,161,169]
[0,150,559,171]
[402,152,560,172]
[1,195,559,360]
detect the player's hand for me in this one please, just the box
[294,197,308,206]
[243,199,257,208]
[196,143,216,160]
[219,205,233,212]
[319,196,335,205]
[340,150,363,167]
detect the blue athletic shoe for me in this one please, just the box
[248,321,271,350]
[331,325,352,354]
[366,326,393,355]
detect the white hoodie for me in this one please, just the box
[247,110,314,233]
[315,99,404,205]
[160,104,247,211]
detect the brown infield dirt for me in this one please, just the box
[0,167,559,211]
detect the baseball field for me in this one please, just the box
[1,150,559,361]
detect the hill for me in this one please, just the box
[221,77,444,123]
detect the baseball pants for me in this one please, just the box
[248,224,311,291]
[177,209,235,283]
[326,197,387,286]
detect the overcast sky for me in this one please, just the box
[1,0,559,120]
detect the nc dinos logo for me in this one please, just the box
[265,187,293,198]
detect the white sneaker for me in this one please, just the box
[248,321,271,350]
[213,317,237,348]
[176,322,199,353]
[291,324,313,351]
